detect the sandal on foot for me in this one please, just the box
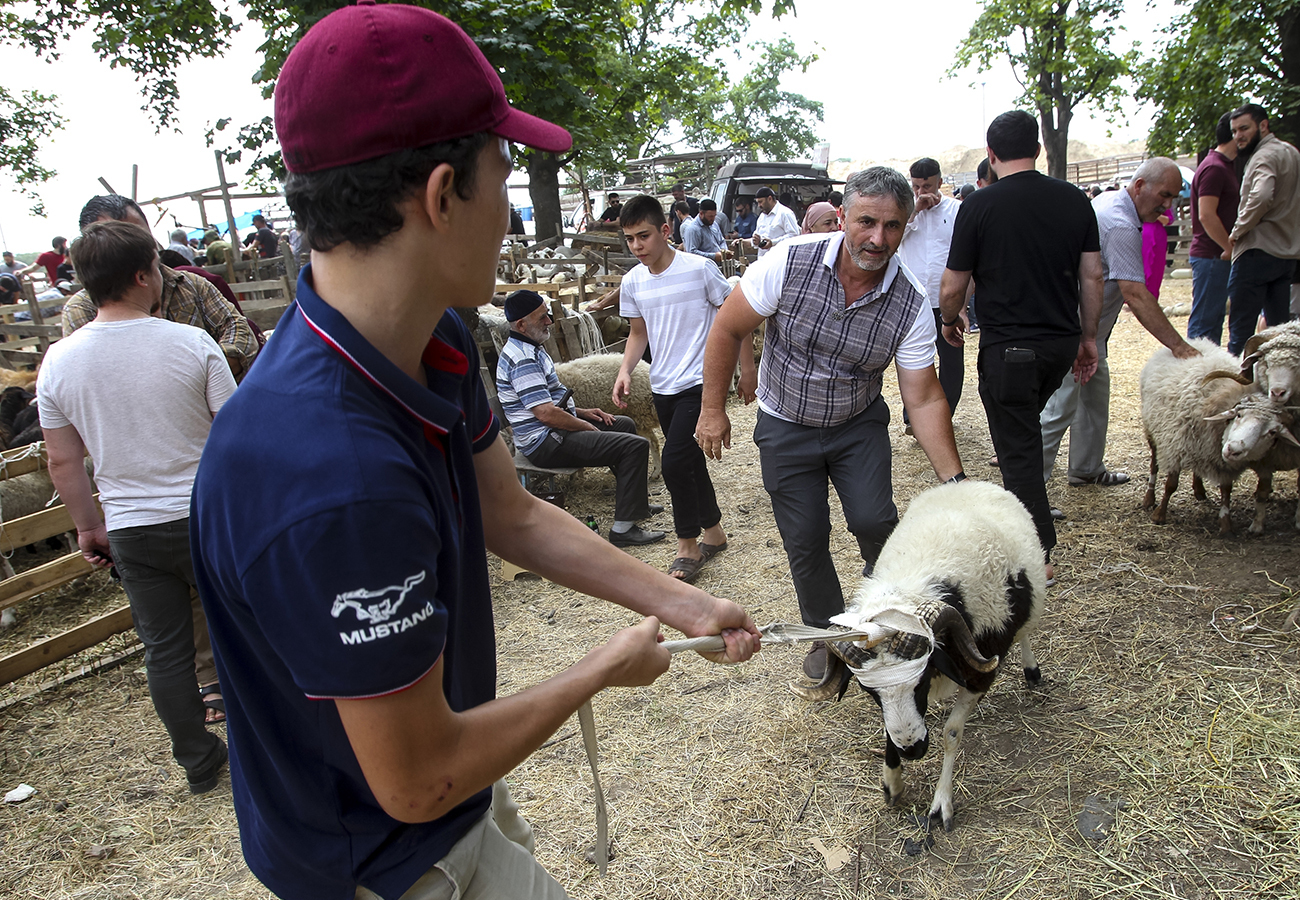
[668,555,706,584]
[1068,470,1130,487]
[699,540,728,560]
[988,455,1000,468]
[200,684,226,724]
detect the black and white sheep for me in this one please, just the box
[1139,341,1297,534]
[791,480,1045,831]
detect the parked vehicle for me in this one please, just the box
[708,162,842,223]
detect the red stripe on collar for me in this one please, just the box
[422,336,468,375]
[298,305,449,436]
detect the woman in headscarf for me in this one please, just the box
[801,201,839,234]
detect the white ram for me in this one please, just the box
[792,480,1045,831]
[554,353,662,477]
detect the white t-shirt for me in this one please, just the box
[896,195,961,309]
[620,250,732,395]
[38,317,237,530]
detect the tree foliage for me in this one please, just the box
[950,0,1135,179]
[0,86,64,216]
[1138,0,1300,156]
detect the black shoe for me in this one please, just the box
[187,737,228,795]
[609,525,666,547]
[645,503,665,516]
[803,641,828,680]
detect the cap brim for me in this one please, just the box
[493,108,572,154]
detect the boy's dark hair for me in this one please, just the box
[909,157,941,179]
[672,200,691,216]
[284,132,492,252]
[827,190,842,207]
[71,220,158,308]
[619,194,667,230]
[158,249,192,268]
[1215,112,1235,146]
[986,111,1040,162]
[78,195,148,231]
[1231,103,1268,125]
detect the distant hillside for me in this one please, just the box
[829,138,1148,182]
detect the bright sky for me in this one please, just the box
[0,0,1180,254]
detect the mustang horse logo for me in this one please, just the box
[331,571,428,624]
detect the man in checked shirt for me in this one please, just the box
[61,194,260,381]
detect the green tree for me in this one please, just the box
[950,0,1135,179]
[0,86,64,216]
[1138,0,1300,156]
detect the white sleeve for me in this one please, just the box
[704,264,732,308]
[738,243,791,317]
[893,303,939,370]
[35,362,70,430]
[618,270,642,318]
[772,208,800,244]
[201,333,238,415]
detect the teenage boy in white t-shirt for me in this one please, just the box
[39,220,236,794]
[615,195,757,582]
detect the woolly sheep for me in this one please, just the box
[1140,340,1296,534]
[1241,404,1300,534]
[792,480,1045,831]
[0,467,71,631]
[1208,321,1300,403]
[554,353,661,478]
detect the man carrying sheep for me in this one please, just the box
[616,194,755,582]
[498,289,666,547]
[698,166,965,681]
[189,6,758,898]
[39,220,235,795]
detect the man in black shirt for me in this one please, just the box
[242,215,280,258]
[598,193,623,223]
[938,111,1103,580]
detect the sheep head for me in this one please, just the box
[1215,397,1300,464]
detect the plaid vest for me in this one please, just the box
[759,239,927,428]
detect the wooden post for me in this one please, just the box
[97,176,118,195]
[131,164,138,201]
[197,194,209,229]
[279,236,298,300]
[215,151,241,250]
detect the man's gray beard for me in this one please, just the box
[847,242,888,272]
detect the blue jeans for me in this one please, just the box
[1187,256,1231,344]
[1227,250,1296,356]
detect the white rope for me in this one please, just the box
[577,620,889,874]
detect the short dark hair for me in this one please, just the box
[698,198,717,212]
[52,236,67,252]
[78,195,148,231]
[1215,112,1235,146]
[1231,103,1268,125]
[284,131,492,252]
[827,190,842,207]
[671,182,686,192]
[672,200,690,216]
[735,196,753,208]
[71,220,158,307]
[909,158,941,179]
[252,214,267,224]
[976,158,993,182]
[158,248,191,268]
[607,192,619,201]
[987,111,1040,162]
[619,194,667,229]
[755,186,775,199]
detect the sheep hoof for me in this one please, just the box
[1150,510,1167,525]
[1023,665,1041,687]
[1141,490,1155,510]
[881,781,901,807]
[1248,523,1264,536]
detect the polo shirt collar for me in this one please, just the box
[821,232,901,300]
[294,265,465,437]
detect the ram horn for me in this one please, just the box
[789,654,853,702]
[1201,369,1253,387]
[928,605,999,673]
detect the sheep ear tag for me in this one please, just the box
[929,647,969,689]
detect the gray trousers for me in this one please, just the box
[1040,357,1111,482]
[753,398,897,628]
[108,518,223,780]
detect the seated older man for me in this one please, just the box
[496,290,664,546]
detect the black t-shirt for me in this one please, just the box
[243,226,279,258]
[598,205,622,222]
[947,170,1100,344]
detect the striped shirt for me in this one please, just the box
[621,250,731,395]
[740,233,933,428]
[1093,189,1145,356]
[495,334,574,454]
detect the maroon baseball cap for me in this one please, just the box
[275,1,572,173]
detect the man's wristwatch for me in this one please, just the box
[946,472,967,484]
[942,314,962,327]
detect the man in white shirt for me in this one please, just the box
[897,158,965,433]
[616,195,755,582]
[39,220,236,794]
[751,186,800,255]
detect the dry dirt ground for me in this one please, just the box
[2,283,1298,900]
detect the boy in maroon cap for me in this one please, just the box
[190,4,759,899]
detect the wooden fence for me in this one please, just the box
[0,445,131,687]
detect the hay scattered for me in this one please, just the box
[2,290,1298,899]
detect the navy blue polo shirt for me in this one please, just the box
[191,268,500,900]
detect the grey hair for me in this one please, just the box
[843,167,915,220]
[170,228,189,244]
[1132,156,1180,187]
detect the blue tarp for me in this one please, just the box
[188,209,263,242]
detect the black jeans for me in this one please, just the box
[1226,249,1296,356]
[977,337,1077,557]
[108,518,223,779]
[652,386,721,540]
[525,416,651,522]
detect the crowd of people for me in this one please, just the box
[3,2,1298,896]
